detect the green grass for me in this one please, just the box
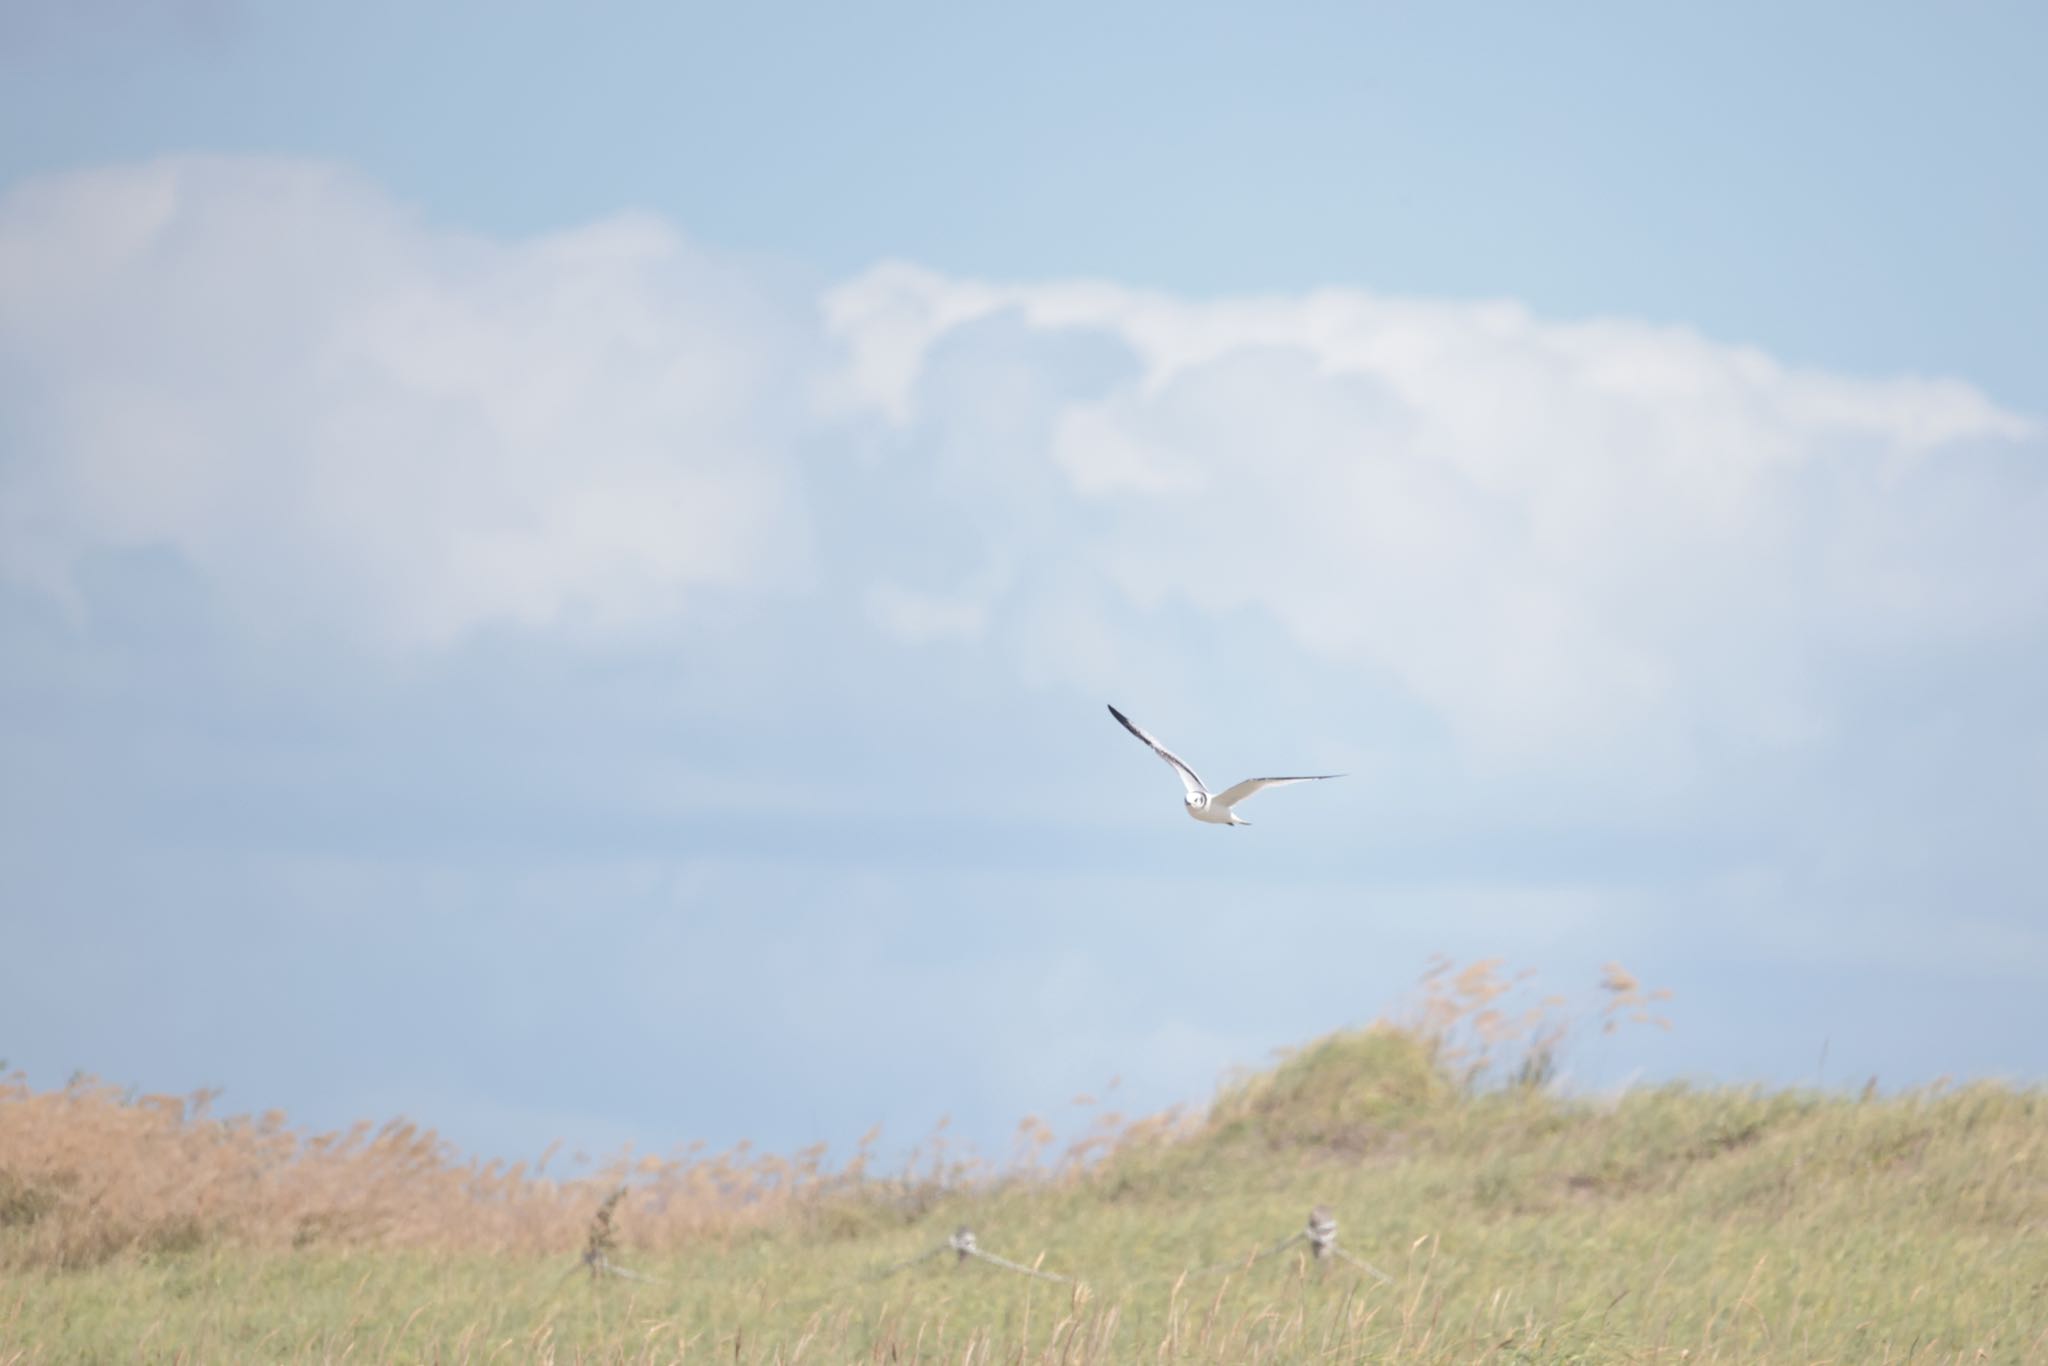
[4,1026,2043,1363]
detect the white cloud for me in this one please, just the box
[825,264,2043,767]
[0,157,815,647]
[4,158,2041,779]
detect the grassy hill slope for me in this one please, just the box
[3,968,2042,1363]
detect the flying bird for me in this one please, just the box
[1106,704,1339,826]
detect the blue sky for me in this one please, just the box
[2,2,2044,1166]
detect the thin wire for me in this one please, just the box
[591,1256,664,1285]
[964,1246,1074,1284]
[1180,1230,1305,1280]
[870,1242,951,1280]
[1165,1208,1397,1289]
[1328,1246,1395,1287]
[556,1248,665,1289]
[872,1227,1075,1286]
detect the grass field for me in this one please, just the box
[4,962,2043,1363]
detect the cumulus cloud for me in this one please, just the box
[0,157,816,647]
[825,263,2043,767]
[3,157,2041,776]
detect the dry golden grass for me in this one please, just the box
[0,1068,910,1271]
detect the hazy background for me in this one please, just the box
[3,1,2044,1165]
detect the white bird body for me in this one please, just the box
[1107,705,1339,826]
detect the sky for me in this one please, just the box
[2,2,2044,1168]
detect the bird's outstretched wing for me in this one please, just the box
[1212,774,1341,809]
[1107,705,1206,796]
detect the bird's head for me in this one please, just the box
[1184,791,1207,810]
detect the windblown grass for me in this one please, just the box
[0,1071,883,1271]
[2,960,2041,1363]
